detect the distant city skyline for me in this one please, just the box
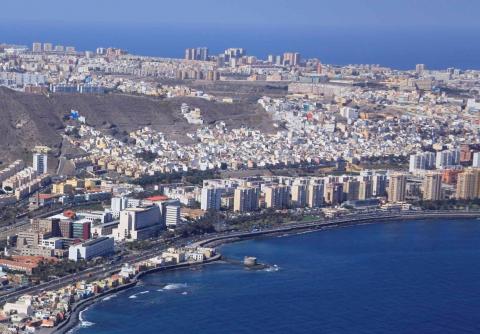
[2,0,480,29]
[1,1,480,69]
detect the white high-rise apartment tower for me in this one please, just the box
[33,153,48,174]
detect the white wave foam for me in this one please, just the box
[162,283,188,290]
[128,294,137,299]
[181,291,188,295]
[139,290,150,294]
[80,320,95,328]
[102,293,118,301]
[264,265,280,272]
[79,308,95,328]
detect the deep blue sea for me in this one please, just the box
[74,218,480,334]
[1,21,480,70]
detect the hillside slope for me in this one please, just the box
[0,88,273,163]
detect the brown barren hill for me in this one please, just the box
[0,87,273,162]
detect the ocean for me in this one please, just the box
[1,21,480,70]
[74,218,480,334]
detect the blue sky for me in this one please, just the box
[1,0,479,28]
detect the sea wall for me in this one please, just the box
[52,255,221,334]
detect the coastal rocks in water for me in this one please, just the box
[244,256,258,267]
[243,256,274,271]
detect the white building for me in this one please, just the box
[68,237,114,261]
[165,204,181,228]
[185,251,205,262]
[33,153,48,175]
[111,197,128,213]
[3,299,33,316]
[76,211,113,224]
[340,106,359,120]
[201,187,222,211]
[466,98,480,112]
[409,152,436,173]
[112,205,162,241]
[435,149,460,169]
[119,263,136,278]
[91,221,119,237]
[41,238,63,250]
[110,197,143,218]
[472,152,480,168]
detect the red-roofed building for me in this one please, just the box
[145,195,169,202]
[63,210,76,219]
[29,193,61,209]
[0,255,51,275]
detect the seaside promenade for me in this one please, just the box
[194,210,480,248]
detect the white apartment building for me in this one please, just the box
[33,153,48,175]
[435,149,460,169]
[165,204,181,228]
[201,187,222,211]
[472,152,480,168]
[409,152,436,173]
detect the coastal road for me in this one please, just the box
[0,237,188,303]
[2,210,479,304]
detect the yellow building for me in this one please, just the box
[422,172,443,201]
[84,178,100,189]
[456,168,480,199]
[107,162,117,171]
[388,173,407,203]
[52,183,73,195]
[96,138,107,149]
[66,178,85,189]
